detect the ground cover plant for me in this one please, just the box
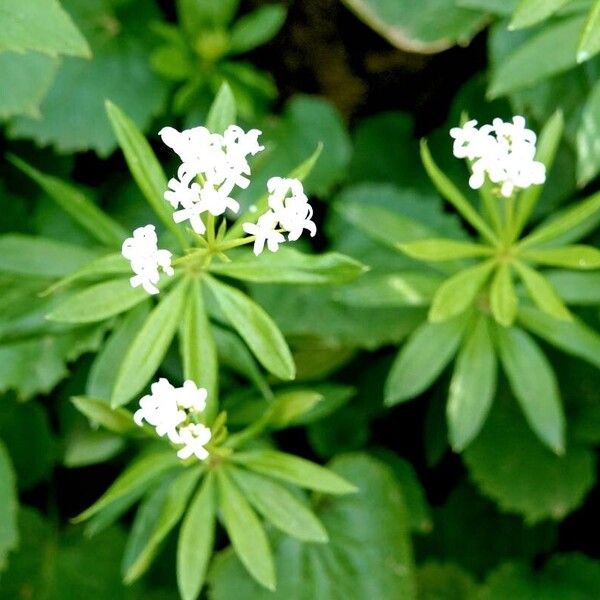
[1,0,600,598]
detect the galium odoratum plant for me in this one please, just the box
[9,84,364,598]
[343,112,600,455]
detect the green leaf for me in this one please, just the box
[399,238,494,261]
[489,15,587,98]
[510,0,571,29]
[495,326,565,453]
[447,317,497,451]
[464,393,595,523]
[514,110,564,236]
[204,275,295,381]
[231,449,357,494]
[209,454,416,600]
[71,397,135,435]
[229,467,328,543]
[385,317,466,405]
[519,306,600,368]
[545,270,600,304]
[417,562,478,600]
[123,467,201,583]
[9,156,126,247]
[177,473,216,600]
[47,278,150,324]
[180,280,218,421]
[206,82,237,134]
[86,302,151,400]
[268,389,325,428]
[216,469,276,591]
[177,0,240,32]
[105,100,188,249]
[490,264,518,327]
[522,244,600,269]
[576,79,600,185]
[577,0,600,62]
[0,234,98,277]
[0,440,18,570]
[209,247,367,284]
[514,261,572,320]
[0,0,90,57]
[228,5,286,54]
[429,260,496,322]
[111,279,189,407]
[420,140,497,244]
[74,451,180,522]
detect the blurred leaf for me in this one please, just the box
[577,0,600,62]
[209,454,416,599]
[71,397,136,435]
[268,389,324,428]
[522,245,600,269]
[545,270,600,304]
[177,0,240,33]
[0,440,18,570]
[228,5,286,54]
[63,428,125,468]
[510,0,571,29]
[400,239,493,261]
[417,562,478,600]
[206,82,236,134]
[0,0,90,56]
[576,79,600,184]
[490,264,518,326]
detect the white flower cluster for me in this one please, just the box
[121,225,173,295]
[133,378,212,461]
[450,116,546,198]
[243,177,317,255]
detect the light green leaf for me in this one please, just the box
[522,245,600,269]
[577,79,600,185]
[177,0,240,32]
[71,397,136,435]
[9,156,126,247]
[123,467,202,583]
[105,100,188,249]
[47,278,150,324]
[0,440,18,570]
[514,261,572,320]
[510,0,571,29]
[0,0,90,57]
[385,317,466,405]
[216,469,275,591]
[577,0,600,62]
[0,235,98,277]
[209,247,367,284]
[545,270,600,304]
[490,263,518,327]
[447,317,496,451]
[180,280,218,421]
[177,473,216,600]
[204,275,295,381]
[268,390,324,428]
[228,5,286,54]
[399,238,494,261]
[112,280,189,407]
[421,140,498,244]
[429,260,496,322]
[206,82,236,134]
[519,306,600,368]
[231,449,357,494]
[229,467,328,543]
[495,326,565,453]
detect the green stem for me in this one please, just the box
[218,236,256,251]
[503,195,516,244]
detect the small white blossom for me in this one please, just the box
[267,177,317,241]
[450,116,546,197]
[243,210,286,256]
[121,225,174,295]
[176,423,212,460]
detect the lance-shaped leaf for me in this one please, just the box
[495,326,565,454]
[229,467,328,543]
[514,261,571,321]
[399,238,494,261]
[204,275,295,381]
[385,317,466,405]
[123,467,202,583]
[112,279,189,407]
[47,278,150,324]
[429,260,496,322]
[177,473,216,600]
[231,449,357,494]
[510,0,571,29]
[217,469,276,591]
[9,156,126,247]
[521,245,600,270]
[577,0,600,63]
[209,248,367,284]
[420,140,497,245]
[206,82,236,134]
[490,263,518,327]
[577,78,600,186]
[105,100,188,250]
[180,280,218,421]
[545,271,600,305]
[228,5,286,54]
[71,397,136,435]
[447,317,496,451]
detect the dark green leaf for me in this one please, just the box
[228,5,286,54]
[71,397,136,435]
[0,440,18,570]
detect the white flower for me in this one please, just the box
[267,177,317,241]
[174,380,208,413]
[121,225,174,295]
[450,116,546,197]
[243,210,286,256]
[176,423,212,460]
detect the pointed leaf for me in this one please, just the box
[510,0,571,29]
[522,245,600,269]
[490,263,518,327]
[545,270,600,305]
[71,397,136,435]
[399,238,494,261]
[206,82,236,134]
[496,326,565,454]
[577,0,600,63]
[577,78,600,186]
[228,5,286,54]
